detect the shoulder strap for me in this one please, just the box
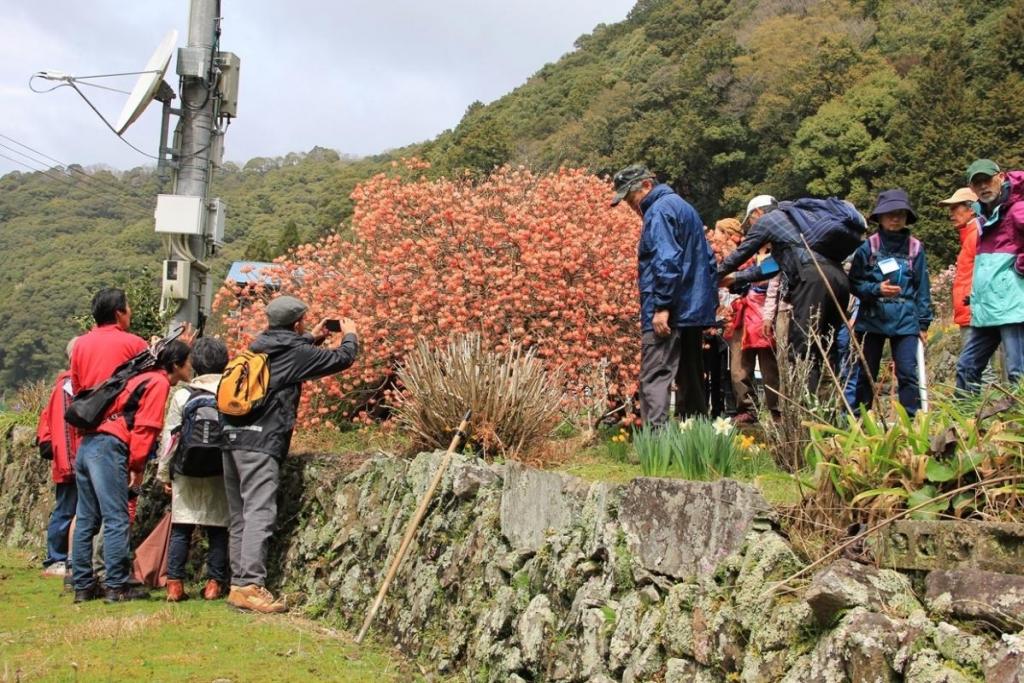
[869,233,921,272]
[121,379,151,431]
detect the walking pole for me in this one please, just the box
[354,410,472,644]
[917,336,929,412]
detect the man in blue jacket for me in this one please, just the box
[611,165,718,425]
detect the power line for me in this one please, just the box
[0,151,153,213]
[0,132,154,201]
[0,141,143,203]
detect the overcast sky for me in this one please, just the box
[0,0,635,176]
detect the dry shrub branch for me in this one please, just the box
[393,335,563,459]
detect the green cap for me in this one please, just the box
[610,164,655,207]
[965,159,1000,183]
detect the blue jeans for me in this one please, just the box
[167,523,229,583]
[837,324,860,411]
[855,333,921,416]
[72,434,131,591]
[44,482,77,566]
[956,323,1024,394]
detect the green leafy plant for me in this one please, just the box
[633,421,675,477]
[804,389,1024,525]
[633,417,774,481]
[605,427,631,463]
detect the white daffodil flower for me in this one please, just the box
[712,416,732,435]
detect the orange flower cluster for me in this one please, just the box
[215,163,643,427]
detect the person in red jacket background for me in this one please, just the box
[37,337,82,578]
[940,188,982,330]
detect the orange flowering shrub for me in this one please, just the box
[215,162,642,427]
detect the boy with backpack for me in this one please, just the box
[849,189,933,415]
[37,337,82,578]
[157,337,232,602]
[219,296,358,613]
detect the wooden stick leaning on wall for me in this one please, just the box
[355,410,473,644]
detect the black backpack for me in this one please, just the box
[65,348,157,430]
[171,388,224,478]
[779,197,867,263]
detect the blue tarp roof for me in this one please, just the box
[226,261,277,285]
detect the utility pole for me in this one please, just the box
[156,0,238,333]
[170,0,217,332]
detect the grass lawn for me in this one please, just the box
[0,550,423,683]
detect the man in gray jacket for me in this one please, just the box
[222,296,358,613]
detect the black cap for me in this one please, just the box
[611,164,655,207]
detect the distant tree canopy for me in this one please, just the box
[2,0,1024,394]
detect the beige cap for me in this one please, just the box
[938,187,978,205]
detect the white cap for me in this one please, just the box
[743,194,777,224]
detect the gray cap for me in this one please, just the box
[266,295,308,328]
[610,164,655,207]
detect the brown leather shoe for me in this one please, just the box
[226,584,287,613]
[166,579,188,602]
[202,579,223,601]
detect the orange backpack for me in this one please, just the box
[216,351,271,418]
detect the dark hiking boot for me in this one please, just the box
[104,584,150,603]
[73,583,101,603]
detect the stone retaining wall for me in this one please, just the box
[2,424,1022,682]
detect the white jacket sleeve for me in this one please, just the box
[156,388,188,483]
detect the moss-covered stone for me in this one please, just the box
[0,432,1014,683]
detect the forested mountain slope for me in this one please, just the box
[2,0,1022,394]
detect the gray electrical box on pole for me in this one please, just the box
[157,0,240,333]
[30,0,239,335]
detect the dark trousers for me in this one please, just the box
[639,327,706,425]
[167,523,229,583]
[854,333,921,416]
[702,334,728,417]
[788,261,850,394]
[44,482,77,567]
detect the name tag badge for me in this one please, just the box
[878,258,899,276]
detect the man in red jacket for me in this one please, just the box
[69,288,162,603]
[37,337,83,578]
[71,338,193,603]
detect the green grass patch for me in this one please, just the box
[556,446,642,483]
[0,410,36,436]
[0,550,423,682]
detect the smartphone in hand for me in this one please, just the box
[324,319,342,333]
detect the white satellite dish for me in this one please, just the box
[115,29,178,135]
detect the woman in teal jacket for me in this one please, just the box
[849,189,933,415]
